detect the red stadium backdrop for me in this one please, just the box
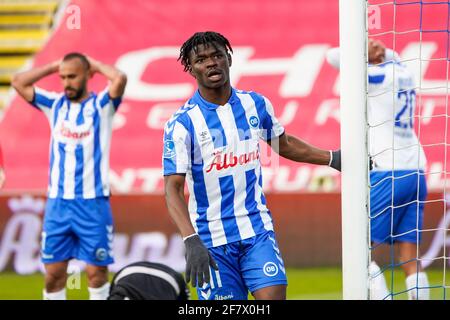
[0,0,449,272]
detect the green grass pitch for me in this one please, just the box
[0,267,447,300]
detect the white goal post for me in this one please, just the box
[339,0,370,300]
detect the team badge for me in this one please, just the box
[83,105,95,118]
[249,116,259,128]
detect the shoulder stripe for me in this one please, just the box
[165,102,196,135]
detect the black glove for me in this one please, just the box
[184,234,218,287]
[329,150,373,171]
[330,150,341,171]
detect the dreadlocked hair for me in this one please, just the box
[178,31,233,72]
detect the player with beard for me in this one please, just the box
[12,52,127,300]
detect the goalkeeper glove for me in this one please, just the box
[184,234,218,287]
[329,150,373,171]
[329,150,341,171]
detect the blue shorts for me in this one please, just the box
[41,197,114,266]
[197,230,287,300]
[370,170,427,244]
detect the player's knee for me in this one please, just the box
[45,270,67,291]
[86,266,108,287]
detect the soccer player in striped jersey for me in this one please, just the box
[12,53,127,300]
[163,31,341,300]
[326,38,429,300]
[0,143,5,189]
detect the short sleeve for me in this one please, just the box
[162,120,191,176]
[256,95,285,141]
[31,87,60,111]
[98,86,122,111]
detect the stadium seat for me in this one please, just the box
[0,1,59,14]
[0,15,53,28]
[0,0,61,110]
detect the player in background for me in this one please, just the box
[12,53,127,300]
[0,143,5,189]
[163,31,341,300]
[326,38,429,300]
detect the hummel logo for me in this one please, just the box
[201,289,211,299]
[199,131,209,141]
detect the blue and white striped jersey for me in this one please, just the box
[31,86,122,199]
[163,88,285,248]
[367,60,427,171]
[326,47,426,171]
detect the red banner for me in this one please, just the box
[0,0,448,193]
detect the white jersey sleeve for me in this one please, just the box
[259,96,285,141]
[97,86,123,112]
[326,47,426,170]
[325,47,400,70]
[31,87,62,121]
[162,118,191,176]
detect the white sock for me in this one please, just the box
[43,288,66,300]
[406,272,430,300]
[369,261,390,300]
[88,282,110,300]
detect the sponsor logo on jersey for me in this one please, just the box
[206,149,259,173]
[59,122,91,140]
[214,293,234,300]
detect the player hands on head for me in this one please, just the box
[163,31,341,300]
[326,38,430,300]
[12,53,127,300]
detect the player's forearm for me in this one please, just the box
[276,134,331,165]
[165,184,196,238]
[12,61,59,88]
[94,62,124,82]
[90,60,127,97]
